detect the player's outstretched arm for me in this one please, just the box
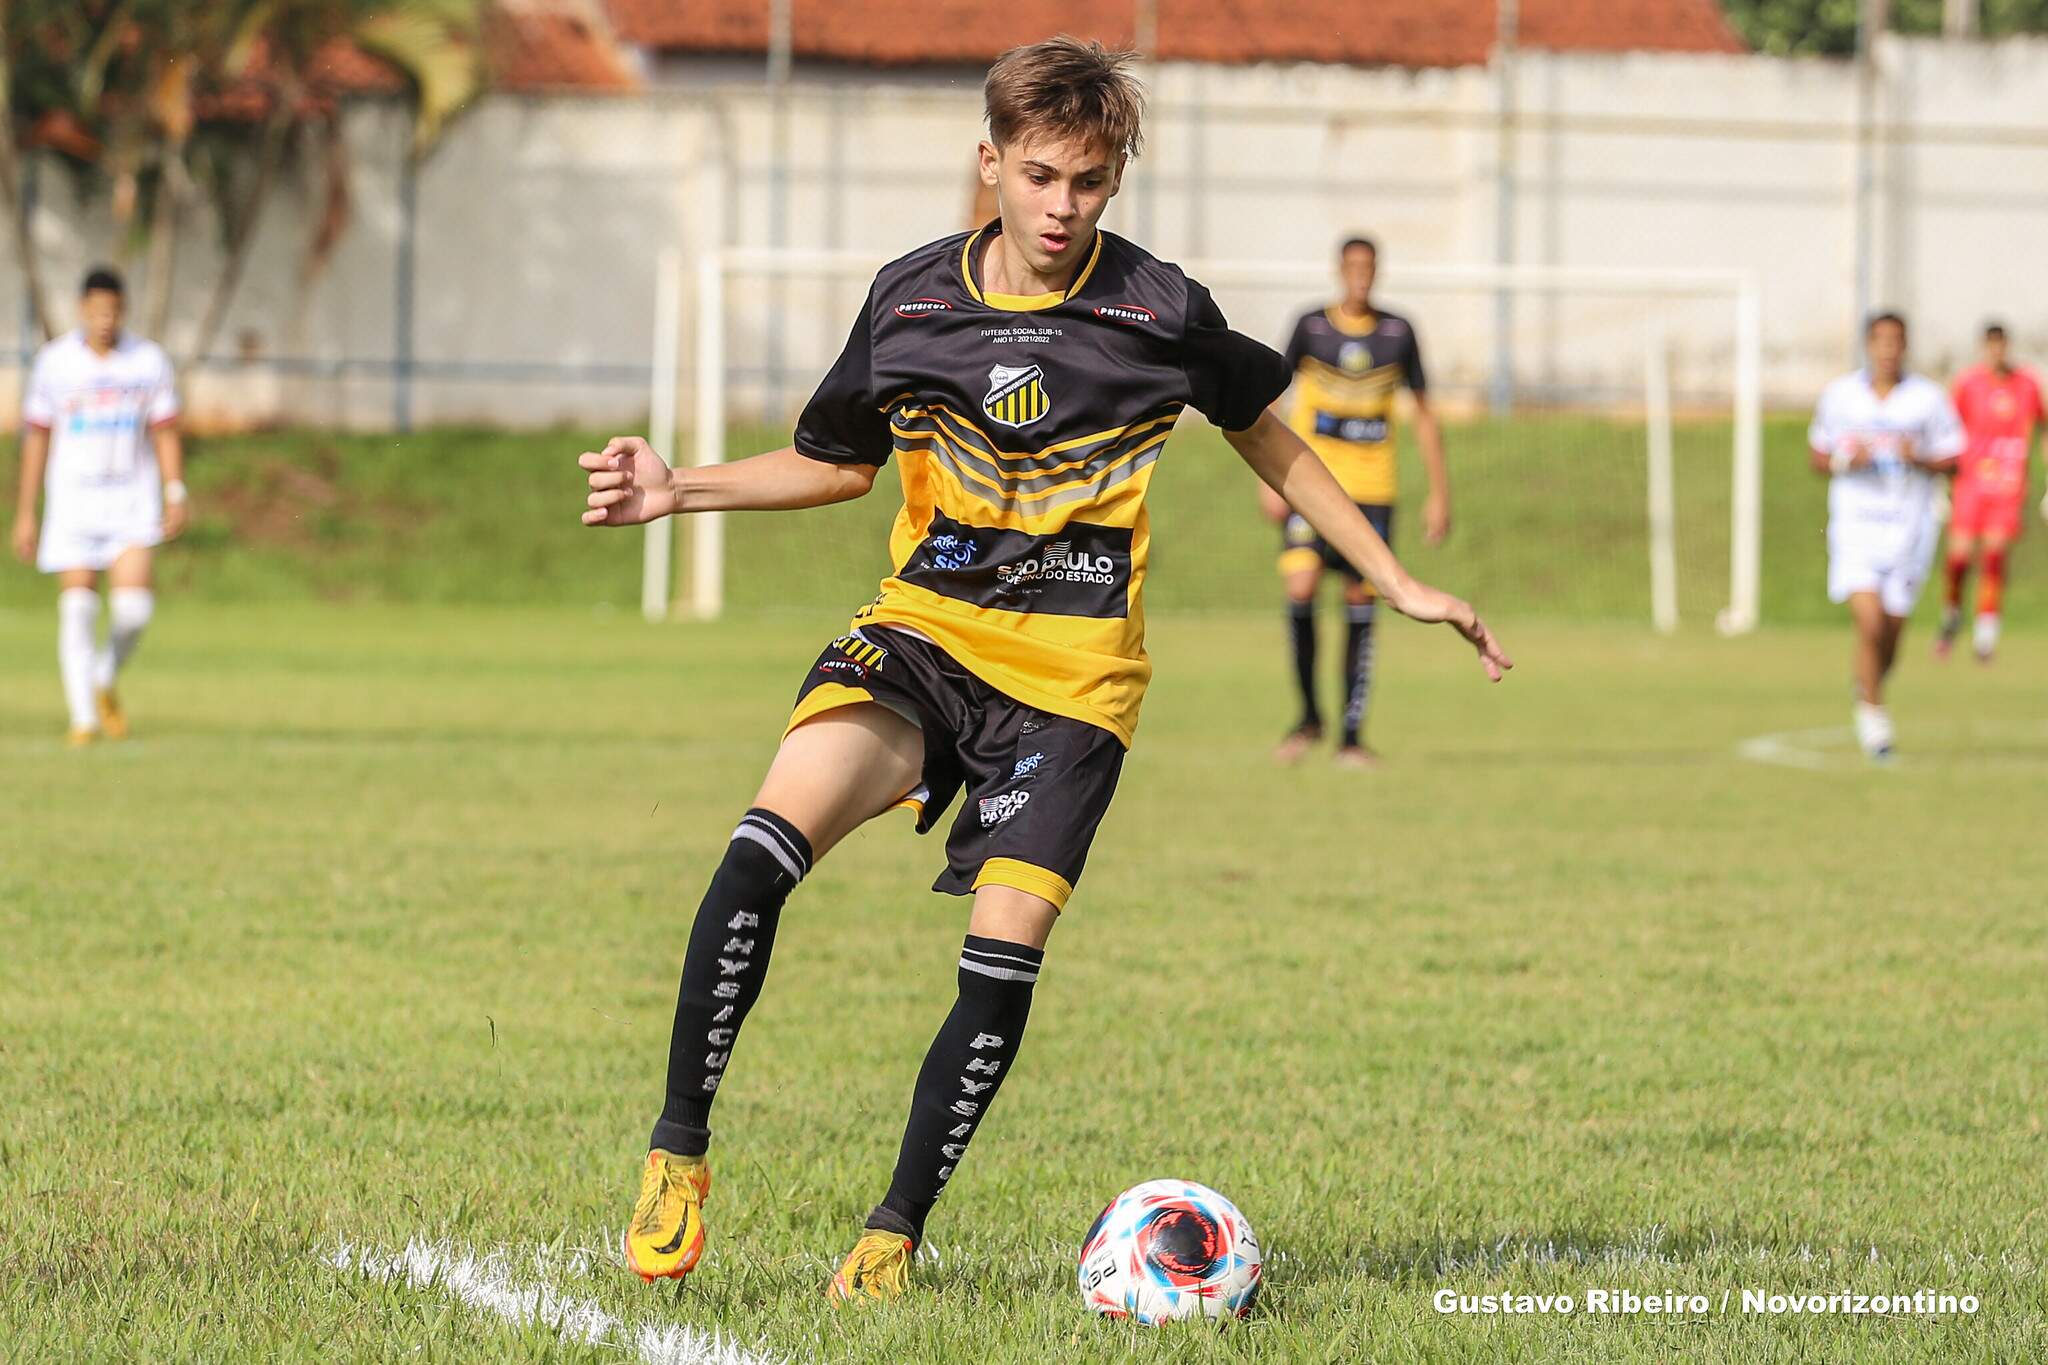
[579,437,879,526]
[1224,411,1511,681]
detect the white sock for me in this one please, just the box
[1973,613,2000,655]
[98,587,155,689]
[1853,700,1893,756]
[57,587,101,731]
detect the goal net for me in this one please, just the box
[653,249,1762,634]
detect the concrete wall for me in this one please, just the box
[3,34,2044,430]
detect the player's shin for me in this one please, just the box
[649,807,812,1156]
[1288,600,1320,730]
[866,934,1043,1246]
[99,587,154,688]
[1340,600,1377,749]
[57,587,99,734]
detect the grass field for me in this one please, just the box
[6,414,2042,626]
[4,593,2045,1361]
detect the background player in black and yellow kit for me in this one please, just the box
[578,39,1508,1303]
[1265,237,1451,767]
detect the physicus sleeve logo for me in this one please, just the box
[984,363,1050,429]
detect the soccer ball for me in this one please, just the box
[1076,1179,1262,1324]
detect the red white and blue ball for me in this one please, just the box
[1077,1179,1262,1324]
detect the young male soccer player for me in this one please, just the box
[580,39,1509,1301]
[1808,312,1964,762]
[1264,237,1449,767]
[1939,323,2042,663]
[10,268,186,744]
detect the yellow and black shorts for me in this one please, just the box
[785,626,1124,912]
[1278,501,1394,584]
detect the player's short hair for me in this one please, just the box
[984,37,1145,160]
[81,266,124,297]
[1340,237,1378,258]
[1984,322,2007,341]
[1865,310,1906,337]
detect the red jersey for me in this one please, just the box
[1950,364,2043,499]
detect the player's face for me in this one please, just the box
[80,289,123,350]
[1339,246,1376,309]
[1984,334,2008,371]
[1865,321,1905,381]
[979,133,1122,280]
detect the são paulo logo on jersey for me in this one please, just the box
[994,539,1118,588]
[894,297,953,318]
[984,363,1050,428]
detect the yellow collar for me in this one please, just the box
[961,222,1104,313]
[1325,305,1377,337]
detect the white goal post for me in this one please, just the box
[653,248,1762,633]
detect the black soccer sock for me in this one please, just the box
[648,807,812,1156]
[866,935,1043,1245]
[1288,600,1320,731]
[1340,600,1377,748]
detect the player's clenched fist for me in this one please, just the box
[580,436,679,526]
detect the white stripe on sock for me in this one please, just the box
[959,957,1037,983]
[730,825,804,882]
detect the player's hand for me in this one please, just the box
[1256,482,1289,525]
[11,512,35,563]
[2039,489,2048,525]
[161,500,188,542]
[1423,491,1451,546]
[580,436,679,526]
[1389,581,1512,682]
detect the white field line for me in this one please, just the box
[330,1237,786,1365]
[1734,725,1851,770]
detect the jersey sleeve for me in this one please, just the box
[1401,322,1427,394]
[1924,389,1967,459]
[1279,315,1309,374]
[1807,383,1844,455]
[794,290,892,466]
[1180,279,1290,432]
[146,350,181,427]
[21,351,55,430]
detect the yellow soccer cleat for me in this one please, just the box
[827,1230,915,1304]
[95,688,128,741]
[66,727,97,748]
[623,1149,712,1282]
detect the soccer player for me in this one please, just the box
[10,268,185,744]
[1808,312,1964,762]
[1939,323,2042,663]
[1264,237,1448,768]
[581,39,1509,1301]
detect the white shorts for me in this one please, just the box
[1827,516,1939,618]
[37,480,164,574]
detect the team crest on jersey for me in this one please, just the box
[1339,341,1371,373]
[984,363,1050,428]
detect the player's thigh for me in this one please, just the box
[967,883,1061,951]
[54,567,98,592]
[752,701,924,860]
[1947,527,1979,557]
[107,544,154,590]
[1846,589,1888,637]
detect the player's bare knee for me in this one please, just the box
[966,884,1061,951]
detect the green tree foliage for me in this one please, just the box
[1722,0,2048,56]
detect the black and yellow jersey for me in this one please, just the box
[1280,306,1427,504]
[794,220,1289,746]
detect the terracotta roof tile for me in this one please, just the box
[602,0,1745,68]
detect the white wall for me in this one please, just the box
[2,34,2043,430]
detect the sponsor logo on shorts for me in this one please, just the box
[1020,718,1043,735]
[1011,751,1046,779]
[894,297,953,318]
[978,790,1031,828]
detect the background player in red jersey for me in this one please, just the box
[1941,323,2043,663]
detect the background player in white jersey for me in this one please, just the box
[10,268,186,744]
[1807,312,1964,762]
